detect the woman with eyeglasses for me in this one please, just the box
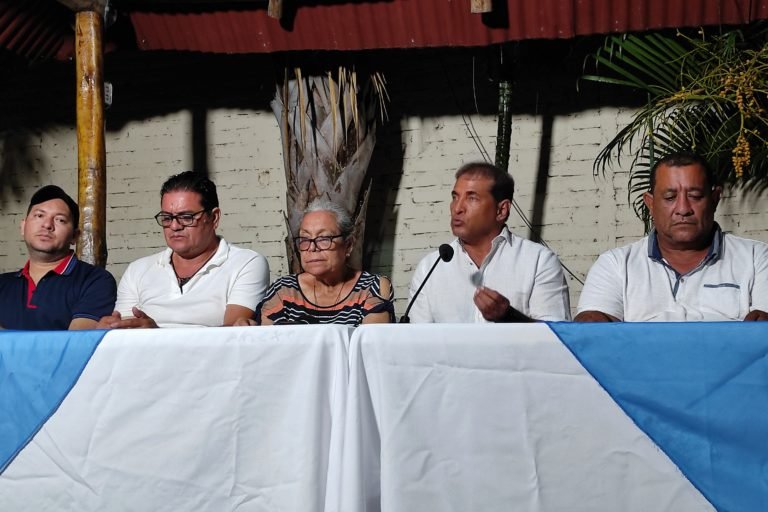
[250,199,394,326]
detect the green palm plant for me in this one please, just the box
[582,24,768,227]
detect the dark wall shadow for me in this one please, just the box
[482,0,509,28]
[0,53,67,209]
[528,111,553,242]
[103,52,277,131]
[191,107,209,177]
[0,36,653,268]
[0,130,49,208]
[363,112,405,274]
[0,37,645,128]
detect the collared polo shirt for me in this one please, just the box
[577,225,768,321]
[0,253,117,330]
[407,226,571,322]
[115,238,270,328]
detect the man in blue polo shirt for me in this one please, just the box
[0,185,116,330]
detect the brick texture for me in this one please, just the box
[1,48,767,317]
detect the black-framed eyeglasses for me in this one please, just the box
[154,209,209,227]
[294,234,345,251]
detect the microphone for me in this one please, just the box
[400,243,454,323]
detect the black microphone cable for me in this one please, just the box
[400,244,454,323]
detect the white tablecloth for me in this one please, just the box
[5,323,764,511]
[0,325,351,512]
[338,324,712,512]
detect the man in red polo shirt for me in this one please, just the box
[0,185,116,330]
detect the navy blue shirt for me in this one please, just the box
[0,253,116,330]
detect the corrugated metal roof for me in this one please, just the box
[130,0,768,53]
[0,0,71,61]
[1,0,767,61]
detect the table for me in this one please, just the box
[0,326,351,511]
[2,323,766,511]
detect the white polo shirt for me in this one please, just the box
[407,227,571,322]
[577,226,768,321]
[116,239,270,327]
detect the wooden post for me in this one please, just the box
[75,10,107,267]
[268,0,283,19]
[471,0,492,13]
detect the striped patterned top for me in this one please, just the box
[256,271,395,326]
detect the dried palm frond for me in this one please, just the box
[270,65,389,271]
[328,70,338,156]
[371,72,390,123]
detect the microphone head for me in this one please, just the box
[438,243,454,262]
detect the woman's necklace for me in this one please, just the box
[171,249,217,292]
[313,276,347,307]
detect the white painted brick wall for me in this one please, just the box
[2,106,767,318]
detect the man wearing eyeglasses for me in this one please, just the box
[98,171,270,328]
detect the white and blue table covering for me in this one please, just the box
[339,323,767,512]
[1,323,766,511]
[0,326,351,511]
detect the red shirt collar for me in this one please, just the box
[21,251,75,279]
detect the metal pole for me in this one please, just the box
[495,79,513,172]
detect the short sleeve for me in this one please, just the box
[227,253,270,310]
[529,249,571,321]
[256,279,289,325]
[363,274,395,321]
[577,251,625,320]
[72,266,117,320]
[749,241,768,313]
[115,261,141,317]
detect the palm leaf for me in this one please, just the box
[618,36,680,89]
[584,24,768,226]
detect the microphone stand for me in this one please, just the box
[400,255,442,323]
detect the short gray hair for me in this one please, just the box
[303,198,354,238]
